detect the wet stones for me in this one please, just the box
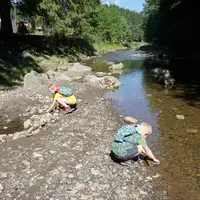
[186,128,198,134]
[124,116,138,124]
[151,68,175,88]
[176,114,185,120]
[109,62,124,70]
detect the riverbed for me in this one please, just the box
[84,49,200,200]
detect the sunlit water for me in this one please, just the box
[84,50,200,200]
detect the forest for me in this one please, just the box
[0,0,143,46]
[0,0,199,55]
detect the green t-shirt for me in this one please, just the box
[112,125,147,158]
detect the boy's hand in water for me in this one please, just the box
[153,158,160,165]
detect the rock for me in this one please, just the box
[46,70,57,80]
[0,134,7,141]
[30,114,50,130]
[68,174,74,179]
[145,176,153,181]
[71,76,83,82]
[95,72,108,77]
[50,150,57,154]
[152,173,161,179]
[33,152,43,158]
[8,187,18,194]
[22,51,35,59]
[68,62,92,73]
[176,114,185,120]
[99,76,123,90]
[22,160,31,166]
[111,69,123,75]
[91,168,100,176]
[124,116,138,124]
[3,126,8,130]
[56,73,72,82]
[0,183,3,192]
[25,106,31,113]
[57,65,69,71]
[186,128,198,134]
[75,183,85,190]
[109,62,124,70]
[0,173,7,179]
[75,164,82,169]
[13,131,28,139]
[23,71,43,89]
[103,60,115,65]
[83,75,100,86]
[81,194,93,200]
[32,129,40,135]
[139,190,148,195]
[24,119,32,129]
[30,107,37,115]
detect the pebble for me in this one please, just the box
[68,174,74,179]
[75,164,82,169]
[0,184,3,191]
[124,116,138,124]
[33,152,43,158]
[152,173,161,179]
[176,114,185,120]
[75,183,85,190]
[0,172,8,179]
[81,195,93,200]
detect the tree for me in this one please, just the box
[0,0,13,37]
[142,0,200,53]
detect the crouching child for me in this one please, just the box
[111,122,160,166]
[46,84,77,114]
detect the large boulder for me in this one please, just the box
[56,72,72,82]
[67,63,92,76]
[24,71,43,89]
[109,62,124,70]
[99,76,123,90]
[83,75,100,87]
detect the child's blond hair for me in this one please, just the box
[140,122,152,134]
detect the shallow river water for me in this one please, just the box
[85,49,200,200]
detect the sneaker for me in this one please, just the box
[120,160,139,168]
[63,107,76,114]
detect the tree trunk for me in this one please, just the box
[0,0,13,38]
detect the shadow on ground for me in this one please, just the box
[0,34,95,86]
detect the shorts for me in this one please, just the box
[111,147,139,161]
[57,95,76,105]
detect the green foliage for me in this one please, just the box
[116,6,144,41]
[14,1,143,45]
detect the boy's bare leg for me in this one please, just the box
[57,98,70,109]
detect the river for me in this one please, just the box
[84,49,200,200]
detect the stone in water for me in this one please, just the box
[124,116,138,124]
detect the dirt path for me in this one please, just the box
[0,75,163,199]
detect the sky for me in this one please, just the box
[101,0,145,12]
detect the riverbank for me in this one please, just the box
[0,34,144,87]
[0,62,164,199]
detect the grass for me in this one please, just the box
[0,34,151,88]
[93,42,127,55]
